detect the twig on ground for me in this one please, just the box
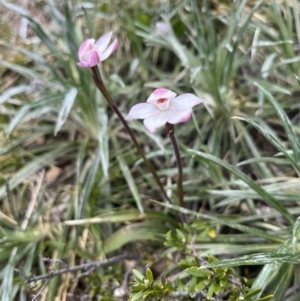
[41,257,69,268]
[113,261,136,298]
[71,267,95,282]
[31,278,51,301]
[26,252,137,284]
[168,290,211,300]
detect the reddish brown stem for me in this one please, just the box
[91,66,171,203]
[165,123,184,208]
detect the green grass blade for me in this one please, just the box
[0,85,34,104]
[7,105,52,137]
[251,240,294,298]
[0,60,47,81]
[1,261,15,301]
[188,150,295,225]
[201,252,300,268]
[232,116,300,174]
[237,157,290,166]
[292,217,300,248]
[292,0,300,46]
[152,201,284,243]
[0,127,54,156]
[74,138,88,220]
[63,209,178,227]
[98,108,109,180]
[103,222,167,254]
[78,145,102,218]
[254,83,300,167]
[62,0,78,58]
[113,137,144,214]
[54,87,77,135]
[0,143,75,199]
[268,263,293,301]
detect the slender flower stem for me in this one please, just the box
[165,123,184,208]
[91,66,171,203]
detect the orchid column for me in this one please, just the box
[126,88,203,207]
[77,32,171,203]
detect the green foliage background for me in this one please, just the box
[0,0,300,300]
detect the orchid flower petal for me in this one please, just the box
[77,32,118,68]
[100,38,119,61]
[169,93,204,111]
[78,39,94,59]
[147,88,177,104]
[95,31,113,52]
[125,103,160,121]
[166,109,192,124]
[143,112,169,133]
[85,51,99,67]
[126,88,204,132]
[77,42,100,68]
[76,54,99,67]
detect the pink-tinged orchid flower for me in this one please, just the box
[155,22,170,35]
[125,88,204,133]
[77,31,118,68]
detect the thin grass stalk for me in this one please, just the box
[90,66,171,203]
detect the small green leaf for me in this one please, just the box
[130,283,147,292]
[244,288,262,298]
[195,280,207,292]
[213,282,221,294]
[216,269,226,279]
[207,254,218,263]
[132,269,145,283]
[146,268,153,283]
[255,295,274,301]
[129,290,144,301]
[188,276,198,295]
[186,267,210,278]
[220,276,228,287]
[175,229,186,240]
[207,283,216,300]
